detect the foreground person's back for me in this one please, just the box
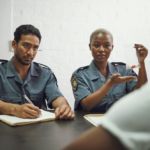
[63,83,150,150]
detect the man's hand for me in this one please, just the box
[14,103,41,119]
[54,103,75,120]
[109,74,137,86]
[52,96,75,120]
[134,44,148,63]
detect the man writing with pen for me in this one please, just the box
[0,24,74,119]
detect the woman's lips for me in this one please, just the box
[97,55,105,58]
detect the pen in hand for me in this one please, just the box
[23,94,34,105]
[23,94,42,117]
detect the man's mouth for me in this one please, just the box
[24,57,33,61]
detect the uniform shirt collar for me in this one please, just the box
[6,57,39,77]
[30,61,39,77]
[107,61,119,75]
[89,60,119,80]
[89,60,103,80]
[6,57,17,77]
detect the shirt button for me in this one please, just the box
[110,99,112,101]
[10,99,13,102]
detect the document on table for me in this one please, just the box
[0,109,55,126]
[84,114,105,126]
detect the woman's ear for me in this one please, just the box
[89,44,91,51]
[112,45,114,51]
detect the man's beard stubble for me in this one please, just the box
[15,49,33,65]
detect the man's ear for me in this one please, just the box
[12,40,17,51]
[89,44,91,51]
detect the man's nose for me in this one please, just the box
[27,47,34,56]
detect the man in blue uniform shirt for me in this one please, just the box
[71,28,148,112]
[0,24,74,119]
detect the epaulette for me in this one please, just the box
[0,59,8,65]
[111,62,126,66]
[34,62,50,70]
[77,65,89,73]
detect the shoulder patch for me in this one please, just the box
[34,62,50,70]
[71,75,78,91]
[0,59,8,65]
[77,65,89,73]
[111,62,126,66]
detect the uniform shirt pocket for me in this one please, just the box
[100,96,108,105]
[114,92,126,101]
[29,94,43,107]
[1,94,22,104]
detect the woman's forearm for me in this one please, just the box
[80,79,113,111]
[136,61,148,89]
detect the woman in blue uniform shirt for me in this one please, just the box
[71,28,148,112]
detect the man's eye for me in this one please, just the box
[24,44,29,47]
[34,47,38,50]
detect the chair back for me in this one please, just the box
[0,59,8,64]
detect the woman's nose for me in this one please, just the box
[99,46,104,52]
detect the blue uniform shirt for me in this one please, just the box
[71,60,137,112]
[0,58,63,110]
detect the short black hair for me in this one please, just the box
[90,28,113,44]
[14,24,42,43]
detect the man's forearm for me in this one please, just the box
[52,96,75,119]
[0,100,16,115]
[52,96,69,109]
[136,62,148,89]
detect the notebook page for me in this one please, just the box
[39,109,55,120]
[0,109,55,125]
[84,116,105,127]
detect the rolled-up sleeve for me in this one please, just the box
[45,73,64,108]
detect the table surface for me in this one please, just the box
[0,111,100,150]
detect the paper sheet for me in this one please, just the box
[0,109,55,125]
[84,116,105,127]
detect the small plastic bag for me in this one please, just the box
[124,44,141,69]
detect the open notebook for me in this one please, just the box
[0,109,55,126]
[84,114,105,127]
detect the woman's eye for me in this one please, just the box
[105,45,110,48]
[94,44,99,48]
